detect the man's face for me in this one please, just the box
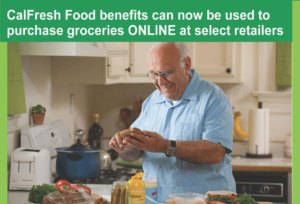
[148,44,191,100]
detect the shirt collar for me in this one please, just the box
[154,69,200,104]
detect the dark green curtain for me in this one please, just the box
[275,42,291,90]
[8,43,26,115]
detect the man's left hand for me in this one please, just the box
[125,130,168,153]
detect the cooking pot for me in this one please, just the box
[99,149,112,170]
[56,139,100,180]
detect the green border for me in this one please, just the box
[292,1,299,204]
[0,43,7,204]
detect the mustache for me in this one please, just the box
[160,84,173,89]
[157,81,173,88]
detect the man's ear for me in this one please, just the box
[184,56,192,72]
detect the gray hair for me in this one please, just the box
[148,42,190,68]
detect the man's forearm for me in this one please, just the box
[175,140,226,164]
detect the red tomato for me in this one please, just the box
[72,184,92,195]
[55,179,72,192]
[55,179,71,188]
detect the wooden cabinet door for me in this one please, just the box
[129,42,158,77]
[107,55,129,78]
[104,42,130,78]
[190,42,243,83]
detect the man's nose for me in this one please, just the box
[157,75,168,85]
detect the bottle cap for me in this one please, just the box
[131,172,144,180]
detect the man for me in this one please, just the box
[109,42,236,202]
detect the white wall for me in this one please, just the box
[7,42,292,161]
[7,55,155,159]
[8,56,52,160]
[8,56,98,159]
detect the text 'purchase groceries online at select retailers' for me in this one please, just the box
[5,9,285,39]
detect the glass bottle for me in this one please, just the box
[87,113,103,148]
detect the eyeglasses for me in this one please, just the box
[147,70,176,81]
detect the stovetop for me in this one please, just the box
[55,168,139,184]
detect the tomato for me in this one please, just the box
[55,179,72,192]
[55,179,71,188]
[72,184,92,195]
[55,180,91,195]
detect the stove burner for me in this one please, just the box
[55,168,138,184]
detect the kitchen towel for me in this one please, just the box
[276,42,291,89]
[248,108,270,155]
[8,42,26,115]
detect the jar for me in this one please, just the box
[144,180,157,204]
[111,181,128,204]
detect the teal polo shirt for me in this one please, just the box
[131,69,236,202]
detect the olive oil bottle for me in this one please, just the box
[128,172,145,204]
[87,113,103,148]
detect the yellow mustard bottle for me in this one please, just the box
[128,172,145,204]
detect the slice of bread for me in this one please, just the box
[206,191,237,197]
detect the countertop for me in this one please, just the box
[232,156,292,172]
[115,156,293,172]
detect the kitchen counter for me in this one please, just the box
[8,184,112,204]
[8,157,292,203]
[232,156,292,172]
[116,156,293,172]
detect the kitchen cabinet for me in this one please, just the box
[105,42,156,83]
[103,42,130,78]
[29,42,244,84]
[107,55,129,78]
[187,42,243,83]
[52,43,154,84]
[52,56,119,84]
[129,42,157,77]
[116,42,243,84]
[20,42,107,57]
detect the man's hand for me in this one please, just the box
[109,128,144,161]
[109,128,143,152]
[126,130,168,153]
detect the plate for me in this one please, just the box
[169,192,205,199]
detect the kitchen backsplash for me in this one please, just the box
[7,44,292,160]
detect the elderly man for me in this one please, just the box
[109,42,236,202]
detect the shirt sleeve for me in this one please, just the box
[201,88,233,153]
[130,93,152,129]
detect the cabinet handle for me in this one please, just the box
[226,68,232,74]
[125,67,131,72]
